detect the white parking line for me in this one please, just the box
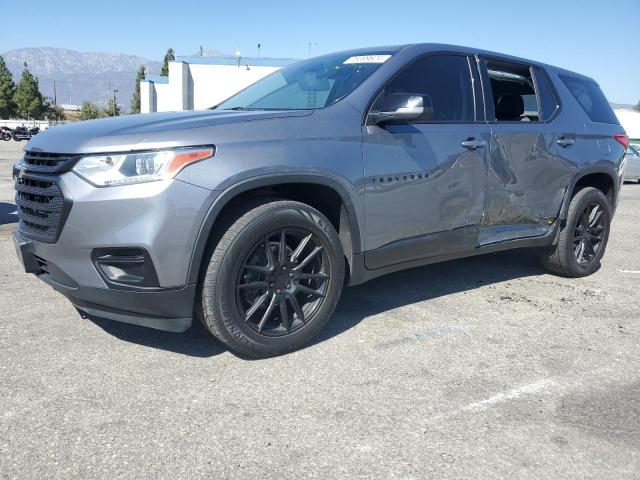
[618,270,640,274]
[428,366,624,423]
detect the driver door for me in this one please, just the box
[363,54,491,269]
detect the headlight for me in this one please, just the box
[72,146,214,187]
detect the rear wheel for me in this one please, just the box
[199,200,345,357]
[539,187,611,277]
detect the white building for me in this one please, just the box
[141,56,298,113]
[615,109,640,144]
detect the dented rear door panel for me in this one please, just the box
[480,121,581,244]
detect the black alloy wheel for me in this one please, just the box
[572,201,606,266]
[538,186,611,277]
[199,200,345,358]
[237,228,330,336]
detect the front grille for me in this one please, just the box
[22,151,76,174]
[15,151,76,243]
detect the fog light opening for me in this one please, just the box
[92,248,159,289]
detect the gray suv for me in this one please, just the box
[13,44,629,357]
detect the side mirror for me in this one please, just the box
[371,93,433,125]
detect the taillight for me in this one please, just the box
[614,133,630,150]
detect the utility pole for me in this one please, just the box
[113,89,118,116]
[53,80,57,105]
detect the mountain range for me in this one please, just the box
[2,48,167,113]
[2,47,232,113]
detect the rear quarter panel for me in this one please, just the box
[545,68,625,208]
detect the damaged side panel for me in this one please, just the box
[479,124,582,245]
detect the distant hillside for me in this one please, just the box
[610,102,636,111]
[2,47,162,113]
[190,48,227,57]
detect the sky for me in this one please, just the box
[1,0,639,104]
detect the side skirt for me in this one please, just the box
[348,221,559,286]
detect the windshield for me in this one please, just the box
[215,52,395,111]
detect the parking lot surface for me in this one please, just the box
[1,140,639,479]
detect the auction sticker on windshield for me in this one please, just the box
[344,55,392,64]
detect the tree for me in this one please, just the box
[13,62,46,119]
[47,103,66,121]
[635,100,640,112]
[130,65,146,114]
[0,55,16,119]
[79,101,103,120]
[104,98,120,117]
[161,48,175,76]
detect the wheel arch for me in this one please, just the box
[559,166,619,224]
[186,174,362,285]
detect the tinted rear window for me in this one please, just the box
[560,75,618,124]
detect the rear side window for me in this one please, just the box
[559,75,618,124]
[485,60,540,122]
[382,55,475,122]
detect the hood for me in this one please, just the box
[25,109,312,154]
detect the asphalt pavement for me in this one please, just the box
[1,139,639,479]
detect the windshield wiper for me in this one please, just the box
[224,106,267,111]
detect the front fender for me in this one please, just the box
[185,173,363,285]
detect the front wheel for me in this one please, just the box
[539,187,611,277]
[199,200,345,357]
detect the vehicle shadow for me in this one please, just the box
[81,247,546,358]
[80,309,227,358]
[0,202,17,226]
[313,248,546,347]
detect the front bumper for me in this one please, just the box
[14,173,218,332]
[14,229,197,332]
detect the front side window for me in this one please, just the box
[215,52,395,111]
[375,55,475,122]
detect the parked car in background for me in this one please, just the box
[13,43,629,357]
[624,144,640,182]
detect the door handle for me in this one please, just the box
[461,138,487,150]
[556,137,575,147]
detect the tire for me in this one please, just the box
[539,187,611,277]
[199,200,345,357]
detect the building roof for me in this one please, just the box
[145,75,169,84]
[175,55,299,68]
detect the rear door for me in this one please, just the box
[363,53,491,269]
[478,57,577,245]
